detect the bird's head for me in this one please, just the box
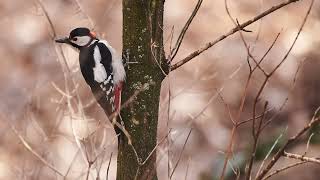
[55,27,97,49]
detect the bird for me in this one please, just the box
[55,27,126,135]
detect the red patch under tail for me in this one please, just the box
[114,82,123,113]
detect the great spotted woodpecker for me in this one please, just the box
[55,27,126,127]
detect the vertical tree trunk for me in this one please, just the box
[117,0,166,179]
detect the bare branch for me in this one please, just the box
[171,0,301,71]
[256,106,319,180]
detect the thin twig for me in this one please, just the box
[217,90,235,125]
[64,149,81,179]
[184,156,191,180]
[106,152,113,180]
[85,163,92,180]
[262,58,306,130]
[245,100,268,179]
[252,32,282,72]
[170,129,193,179]
[284,152,320,164]
[219,70,252,180]
[73,0,95,29]
[236,107,273,127]
[235,19,268,77]
[304,133,314,156]
[151,43,167,76]
[168,0,203,62]
[51,82,73,98]
[256,127,288,177]
[262,161,307,180]
[140,129,172,165]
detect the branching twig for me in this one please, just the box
[283,152,320,164]
[256,106,320,180]
[262,58,306,130]
[247,0,314,178]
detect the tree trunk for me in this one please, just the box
[117,0,166,179]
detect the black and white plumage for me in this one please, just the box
[55,27,125,119]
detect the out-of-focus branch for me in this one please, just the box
[171,0,301,71]
[73,0,95,29]
[106,152,113,180]
[37,0,94,168]
[3,115,64,177]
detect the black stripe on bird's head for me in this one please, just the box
[55,27,97,49]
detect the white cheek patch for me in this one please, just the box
[93,46,107,83]
[71,36,91,46]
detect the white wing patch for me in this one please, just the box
[93,45,108,83]
[99,40,126,85]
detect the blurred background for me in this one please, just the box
[1,0,320,179]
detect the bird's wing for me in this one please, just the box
[96,42,113,74]
[91,75,115,117]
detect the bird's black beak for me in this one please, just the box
[55,37,70,44]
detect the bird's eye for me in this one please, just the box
[72,37,77,41]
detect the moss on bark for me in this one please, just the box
[117,1,166,179]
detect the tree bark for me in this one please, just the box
[117,0,166,179]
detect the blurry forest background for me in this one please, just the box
[1,0,320,179]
